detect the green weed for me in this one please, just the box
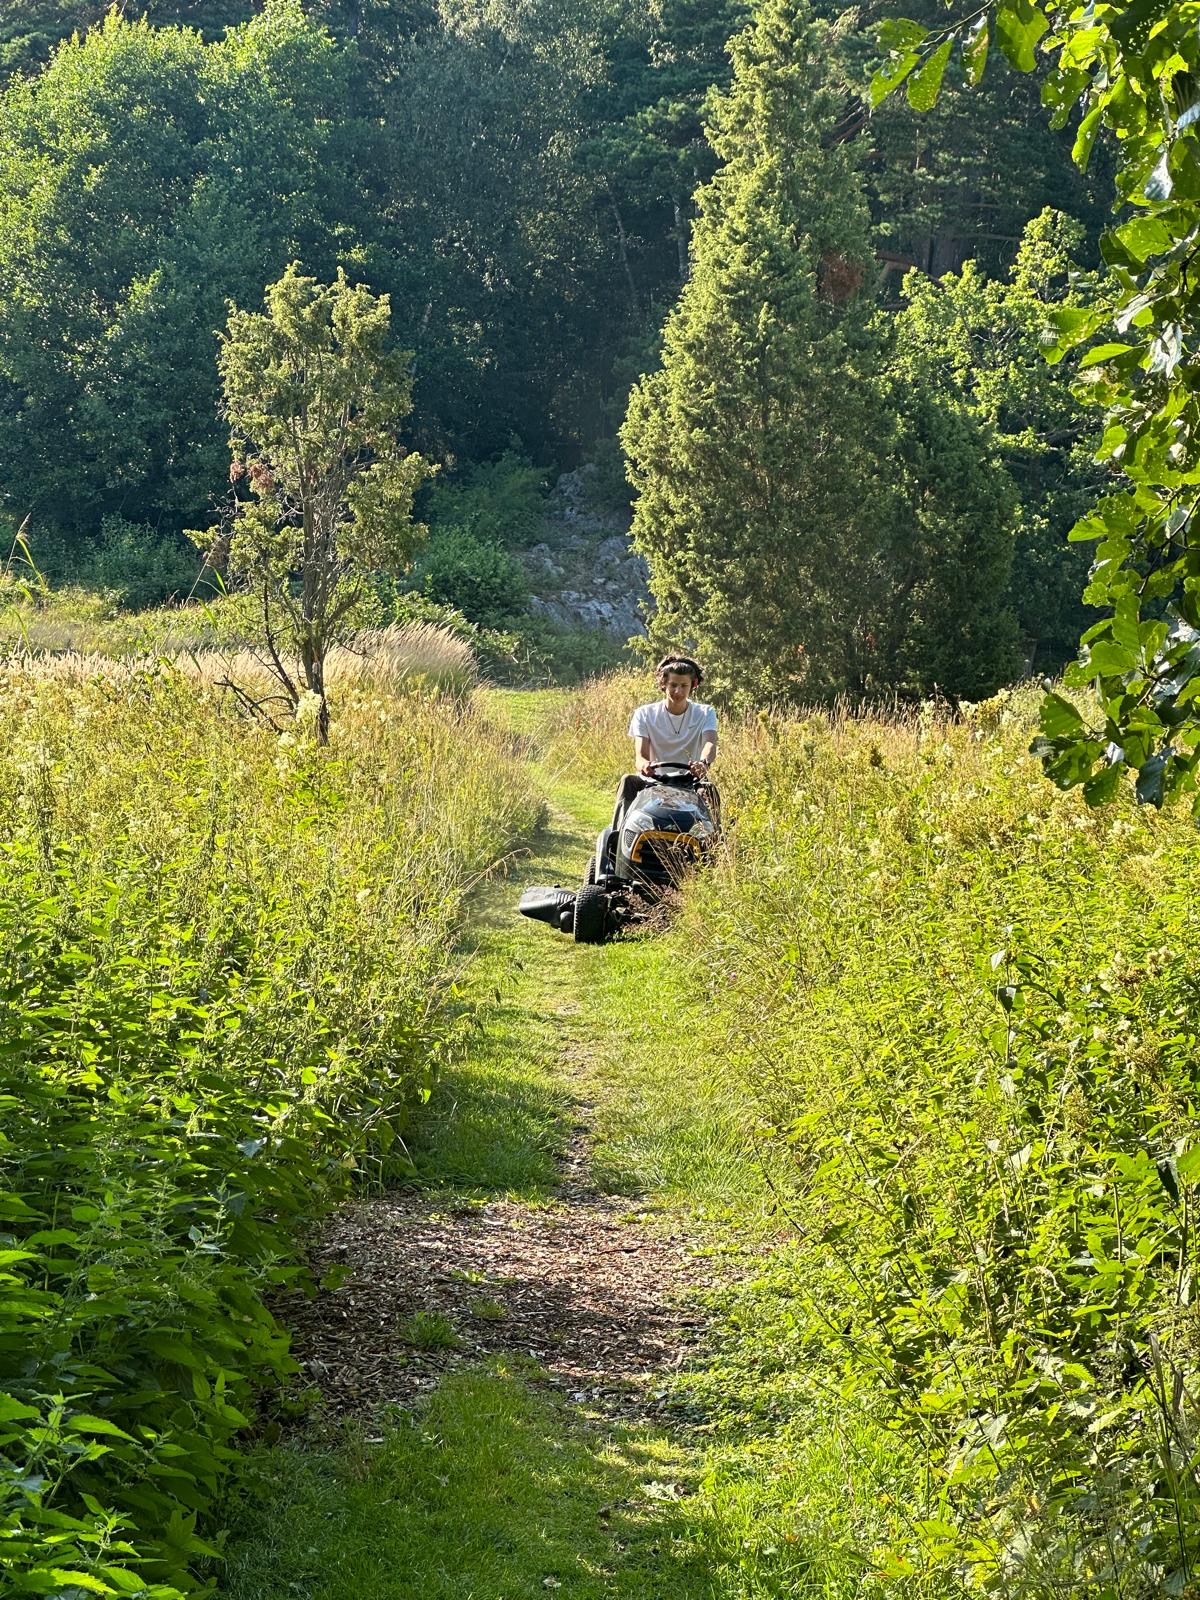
[0,662,540,1596]
[399,1311,461,1351]
[467,1297,508,1322]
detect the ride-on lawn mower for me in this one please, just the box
[518,762,719,944]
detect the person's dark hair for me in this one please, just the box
[656,653,704,687]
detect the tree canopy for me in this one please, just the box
[870,0,1200,806]
[209,263,431,739]
[0,0,1141,705]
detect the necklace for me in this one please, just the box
[665,704,689,731]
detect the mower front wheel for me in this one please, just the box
[573,882,609,944]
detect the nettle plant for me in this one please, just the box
[871,0,1200,810]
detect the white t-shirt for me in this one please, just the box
[628,699,718,765]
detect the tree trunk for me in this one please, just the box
[299,637,329,744]
[671,192,689,283]
[299,499,330,744]
[608,185,639,315]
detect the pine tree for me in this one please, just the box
[620,0,885,703]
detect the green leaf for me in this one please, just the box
[66,1413,138,1442]
[1135,749,1172,806]
[1112,594,1141,651]
[1078,343,1135,370]
[1041,305,1101,364]
[0,1391,40,1422]
[877,17,927,51]
[995,0,1048,73]
[1158,1157,1180,1203]
[907,38,953,112]
[1034,735,1105,789]
[97,1568,150,1595]
[1039,691,1085,738]
[1072,102,1102,169]
[1083,763,1122,805]
[961,17,989,86]
[870,50,921,108]
[1111,214,1175,265]
[1087,640,1139,675]
[0,1248,38,1266]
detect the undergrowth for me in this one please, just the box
[0,662,539,1597]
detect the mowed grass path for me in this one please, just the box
[218,690,898,1600]
[218,692,739,1599]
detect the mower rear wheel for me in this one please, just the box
[585,855,596,886]
[573,882,608,944]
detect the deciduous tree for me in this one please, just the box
[871,0,1200,809]
[0,1,365,556]
[206,264,431,741]
[889,208,1104,673]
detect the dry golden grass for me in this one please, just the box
[0,620,477,700]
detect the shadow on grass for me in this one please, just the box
[218,1365,813,1600]
[400,810,593,1199]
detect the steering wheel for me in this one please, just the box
[647,761,697,781]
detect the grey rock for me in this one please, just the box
[520,469,649,639]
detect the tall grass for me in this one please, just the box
[564,674,1200,1597]
[0,590,479,697]
[0,660,540,1597]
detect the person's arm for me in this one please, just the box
[691,720,718,779]
[633,734,654,775]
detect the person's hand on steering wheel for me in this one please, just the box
[689,757,711,780]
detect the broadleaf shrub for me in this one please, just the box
[411,525,530,629]
[0,662,539,1596]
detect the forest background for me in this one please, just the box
[0,0,1113,690]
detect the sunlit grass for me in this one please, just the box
[0,653,544,1594]
[222,1366,718,1600]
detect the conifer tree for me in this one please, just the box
[623,0,1021,703]
[621,0,885,702]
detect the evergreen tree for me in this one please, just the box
[621,0,884,703]
[622,0,1022,703]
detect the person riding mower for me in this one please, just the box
[518,655,721,944]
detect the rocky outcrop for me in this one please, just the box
[521,468,649,641]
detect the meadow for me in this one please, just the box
[6,633,1200,1600]
[0,640,539,1597]
[554,675,1200,1597]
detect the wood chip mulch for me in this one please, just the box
[282,1181,717,1422]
